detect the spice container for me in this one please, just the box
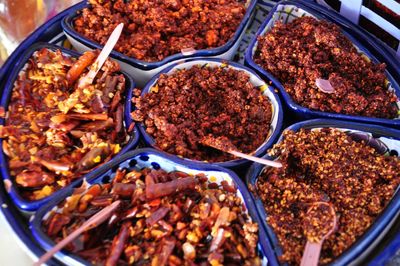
[0,43,140,211]
[132,58,283,169]
[62,1,257,87]
[31,148,269,266]
[245,0,400,129]
[246,118,400,266]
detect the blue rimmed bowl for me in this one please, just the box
[303,0,400,83]
[368,229,400,266]
[0,42,140,212]
[137,58,283,170]
[30,148,271,266]
[62,1,257,87]
[246,118,400,266]
[244,0,400,129]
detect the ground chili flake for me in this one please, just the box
[256,128,400,265]
[74,0,247,62]
[0,48,128,201]
[303,202,336,243]
[131,65,273,162]
[254,16,399,118]
[43,168,261,266]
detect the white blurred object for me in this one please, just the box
[0,212,33,265]
[316,0,400,59]
[0,0,80,65]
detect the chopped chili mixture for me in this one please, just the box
[131,65,273,162]
[73,0,247,62]
[255,128,400,265]
[0,48,129,201]
[43,168,261,265]
[254,16,399,118]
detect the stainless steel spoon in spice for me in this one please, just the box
[300,202,337,266]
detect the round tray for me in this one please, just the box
[0,2,399,265]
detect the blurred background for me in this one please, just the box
[0,0,81,66]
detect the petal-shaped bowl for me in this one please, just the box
[246,118,400,266]
[137,58,283,170]
[31,148,270,266]
[244,0,400,129]
[62,1,257,87]
[0,42,140,211]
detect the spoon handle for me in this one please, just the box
[228,150,282,168]
[300,241,322,266]
[34,200,120,266]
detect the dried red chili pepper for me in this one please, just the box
[0,48,128,200]
[43,168,261,265]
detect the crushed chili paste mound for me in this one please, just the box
[132,65,273,162]
[256,128,400,265]
[0,48,129,201]
[73,0,246,62]
[254,16,399,118]
[43,168,261,266]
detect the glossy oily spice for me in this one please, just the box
[254,16,399,118]
[74,0,246,62]
[255,128,400,265]
[0,48,129,201]
[132,65,273,162]
[43,168,261,265]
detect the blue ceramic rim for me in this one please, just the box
[0,42,140,211]
[245,118,400,266]
[368,230,400,266]
[137,57,284,169]
[61,1,258,71]
[257,0,277,7]
[31,147,272,265]
[244,0,400,128]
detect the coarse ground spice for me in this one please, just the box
[131,65,273,162]
[74,0,247,62]
[0,48,128,201]
[254,16,399,118]
[255,128,400,265]
[303,202,336,243]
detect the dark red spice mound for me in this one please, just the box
[132,65,273,162]
[254,16,399,118]
[74,0,246,62]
